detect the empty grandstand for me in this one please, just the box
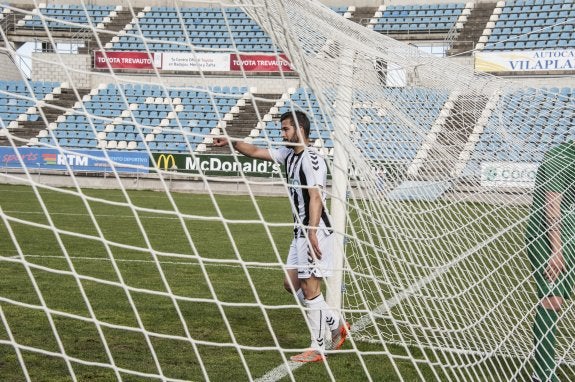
[369,2,467,36]
[30,83,247,152]
[481,0,575,51]
[1,1,575,380]
[1,1,574,167]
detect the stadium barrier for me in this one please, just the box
[0,147,149,173]
[0,147,282,177]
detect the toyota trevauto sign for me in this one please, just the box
[480,162,538,188]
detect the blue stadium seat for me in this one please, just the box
[484,0,574,51]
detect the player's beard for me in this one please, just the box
[283,131,303,149]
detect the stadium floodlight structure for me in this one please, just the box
[1,0,575,381]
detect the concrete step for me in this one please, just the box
[350,7,377,26]
[206,92,282,154]
[447,2,497,56]
[418,94,488,179]
[78,9,142,53]
[9,87,92,145]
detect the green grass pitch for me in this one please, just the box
[0,183,567,381]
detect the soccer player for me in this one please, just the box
[213,110,349,362]
[525,141,575,382]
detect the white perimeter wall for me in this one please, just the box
[0,171,301,197]
[16,0,575,91]
[30,52,575,94]
[0,51,27,81]
[32,52,302,92]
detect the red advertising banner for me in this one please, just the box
[94,51,157,70]
[94,51,293,72]
[230,54,293,72]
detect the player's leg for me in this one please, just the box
[284,265,347,348]
[300,277,349,351]
[290,275,327,362]
[284,240,305,305]
[290,232,348,362]
[313,231,350,349]
[285,274,305,305]
[289,236,326,362]
[301,231,343,349]
[533,296,562,382]
[529,239,569,382]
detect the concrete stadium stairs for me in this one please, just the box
[417,93,488,180]
[448,2,497,56]
[208,93,281,155]
[79,8,142,54]
[4,86,91,146]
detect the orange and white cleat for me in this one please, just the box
[290,349,325,363]
[330,321,351,350]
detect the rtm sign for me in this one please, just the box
[57,153,88,166]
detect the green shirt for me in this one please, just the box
[525,141,575,242]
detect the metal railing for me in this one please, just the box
[443,20,460,52]
[375,24,455,37]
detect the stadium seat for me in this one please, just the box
[484,0,573,51]
[373,2,466,34]
[110,6,288,53]
[469,86,575,169]
[31,83,248,153]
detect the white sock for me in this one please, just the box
[304,293,339,352]
[311,293,339,332]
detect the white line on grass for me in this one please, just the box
[15,254,279,270]
[255,361,303,382]
[255,325,359,382]
[256,233,502,381]
[2,211,185,220]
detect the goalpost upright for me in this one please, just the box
[326,47,354,316]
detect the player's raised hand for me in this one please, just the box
[212,136,229,147]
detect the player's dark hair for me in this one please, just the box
[280,110,310,138]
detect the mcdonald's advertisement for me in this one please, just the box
[153,153,281,176]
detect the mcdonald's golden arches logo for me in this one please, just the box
[156,154,177,170]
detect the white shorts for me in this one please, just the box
[286,230,334,279]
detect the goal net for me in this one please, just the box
[1,0,574,381]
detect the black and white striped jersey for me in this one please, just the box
[270,146,331,238]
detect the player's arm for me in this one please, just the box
[545,190,564,283]
[212,136,272,161]
[307,186,324,259]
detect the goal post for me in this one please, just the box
[326,47,354,314]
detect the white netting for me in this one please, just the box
[1,0,575,381]
[246,2,575,380]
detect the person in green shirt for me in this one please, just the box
[525,141,575,382]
